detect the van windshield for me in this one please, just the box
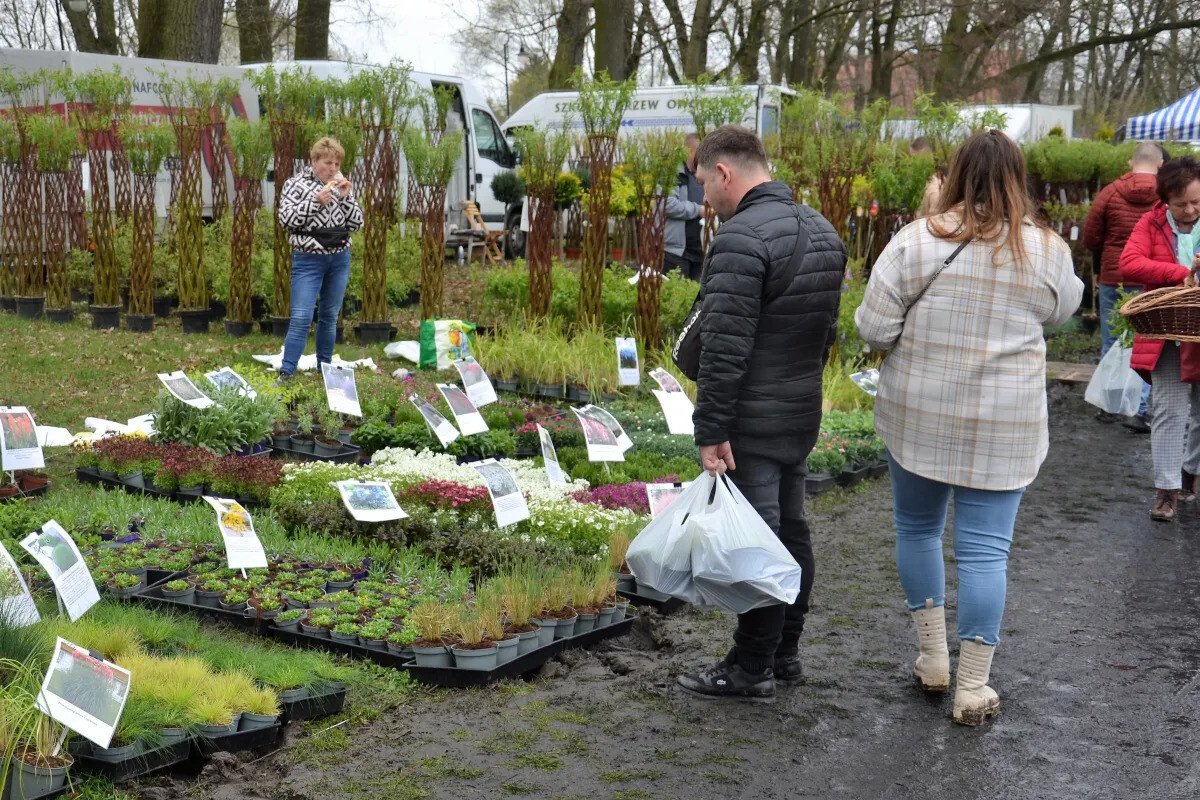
[472,108,515,167]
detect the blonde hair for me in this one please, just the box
[927,129,1047,267]
[310,136,344,163]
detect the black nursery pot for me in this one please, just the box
[90,304,120,330]
[153,295,174,318]
[126,314,154,333]
[271,316,291,337]
[15,296,44,319]
[179,309,210,334]
[0,295,16,312]
[355,322,394,344]
[225,320,253,338]
[46,307,74,324]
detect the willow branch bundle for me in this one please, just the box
[527,188,557,318]
[110,132,132,219]
[68,154,87,251]
[0,161,17,297]
[418,185,448,320]
[42,171,69,310]
[269,120,297,317]
[361,124,396,323]
[208,120,229,220]
[128,173,156,316]
[580,133,617,325]
[174,121,206,310]
[228,177,262,323]
[635,196,668,350]
[15,141,43,297]
[84,130,119,306]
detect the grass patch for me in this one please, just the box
[502,783,535,796]
[703,769,739,785]
[855,658,894,671]
[449,727,472,742]
[511,751,564,771]
[612,790,653,800]
[600,768,662,783]
[481,728,540,754]
[415,755,485,780]
[306,723,351,753]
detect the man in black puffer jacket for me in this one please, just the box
[677,125,845,702]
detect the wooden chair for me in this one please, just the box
[463,200,506,263]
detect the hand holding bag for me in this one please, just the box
[1084,344,1145,416]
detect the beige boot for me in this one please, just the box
[953,636,1001,726]
[911,598,950,692]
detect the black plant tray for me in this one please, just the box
[270,627,414,668]
[2,780,72,800]
[837,463,869,488]
[75,740,190,782]
[804,473,837,494]
[278,687,347,725]
[192,723,281,757]
[402,615,637,688]
[74,468,266,509]
[617,587,686,613]
[269,442,360,463]
[867,460,889,479]
[133,584,271,635]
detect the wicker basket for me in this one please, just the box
[1120,277,1200,342]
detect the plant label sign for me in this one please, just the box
[471,459,530,528]
[579,405,634,451]
[203,497,268,570]
[322,363,363,417]
[649,367,684,394]
[452,357,498,407]
[19,521,99,622]
[651,390,695,436]
[646,483,691,520]
[0,542,39,628]
[537,424,569,485]
[205,367,256,399]
[157,371,214,409]
[571,407,625,463]
[37,637,131,750]
[410,396,460,447]
[616,337,640,386]
[0,405,45,471]
[437,384,489,436]
[334,480,408,523]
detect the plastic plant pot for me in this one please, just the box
[552,614,578,640]
[412,644,452,668]
[574,612,598,635]
[532,618,557,647]
[450,644,499,671]
[515,628,541,656]
[495,635,520,665]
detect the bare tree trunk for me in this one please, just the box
[294,0,331,60]
[733,0,768,82]
[138,0,222,62]
[236,0,274,63]
[594,0,633,79]
[548,0,593,89]
[64,0,120,54]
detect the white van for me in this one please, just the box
[0,48,257,220]
[499,83,792,256]
[244,60,515,242]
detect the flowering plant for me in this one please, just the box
[573,482,650,515]
[210,454,284,501]
[806,434,848,475]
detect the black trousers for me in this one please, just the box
[663,250,702,282]
[725,441,818,670]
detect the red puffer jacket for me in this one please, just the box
[1118,203,1200,382]
[1083,171,1159,286]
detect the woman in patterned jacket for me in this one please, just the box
[276,137,364,379]
[855,130,1082,726]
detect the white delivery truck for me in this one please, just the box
[499,83,792,256]
[0,48,257,220]
[243,60,516,243]
[885,103,1078,144]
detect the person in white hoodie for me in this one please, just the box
[855,129,1082,725]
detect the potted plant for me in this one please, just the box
[300,609,335,638]
[492,569,542,656]
[386,621,418,658]
[176,450,215,499]
[5,715,73,800]
[330,620,360,644]
[106,572,144,600]
[478,592,518,665]
[357,618,392,650]
[219,590,249,612]
[195,577,226,608]
[608,527,636,594]
[805,437,846,495]
[249,594,283,620]
[237,687,280,732]
[290,401,317,454]
[537,570,579,641]
[273,608,305,632]
[314,407,344,459]
[409,600,455,667]
[591,566,619,628]
[325,570,354,592]
[449,606,499,671]
[161,578,196,604]
[570,569,599,634]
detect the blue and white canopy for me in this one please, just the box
[1126,88,1200,140]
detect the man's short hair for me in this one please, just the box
[1132,141,1164,167]
[694,125,768,172]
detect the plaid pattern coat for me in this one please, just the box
[855,217,1083,490]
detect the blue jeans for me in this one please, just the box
[281,249,351,376]
[1099,283,1150,415]
[888,453,1026,646]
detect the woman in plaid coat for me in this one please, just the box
[855,130,1082,726]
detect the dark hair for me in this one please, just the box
[1156,156,1200,204]
[694,124,768,172]
[928,128,1046,266]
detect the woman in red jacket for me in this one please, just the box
[1119,156,1200,521]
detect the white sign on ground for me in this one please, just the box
[322,363,363,417]
[437,384,489,435]
[453,357,498,407]
[157,371,214,409]
[205,367,256,399]
[37,637,131,750]
[411,396,460,448]
[19,521,99,621]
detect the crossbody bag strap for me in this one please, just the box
[762,208,811,304]
[903,238,971,316]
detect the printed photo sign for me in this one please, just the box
[157,371,214,409]
[437,384,489,436]
[616,337,641,386]
[37,638,131,750]
[0,542,39,627]
[0,405,45,471]
[203,497,268,570]
[322,363,363,417]
[334,480,408,522]
[205,367,257,399]
[411,396,460,448]
[572,407,625,463]
[471,459,530,528]
[537,424,569,485]
[19,521,99,621]
[453,357,498,407]
[646,482,691,519]
[652,390,695,436]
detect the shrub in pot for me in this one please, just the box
[273,608,305,631]
[290,401,318,453]
[219,590,249,612]
[195,577,226,608]
[238,687,281,731]
[300,609,335,638]
[106,571,144,599]
[357,618,392,649]
[330,621,360,644]
[386,621,418,657]
[250,594,284,619]
[410,600,455,667]
[535,569,578,642]
[161,578,196,603]
[314,408,344,458]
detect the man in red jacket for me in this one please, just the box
[1084,142,1162,430]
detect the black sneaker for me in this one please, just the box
[773,650,803,682]
[1095,410,1121,424]
[677,659,775,702]
[1122,413,1151,434]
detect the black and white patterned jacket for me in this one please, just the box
[277,165,365,254]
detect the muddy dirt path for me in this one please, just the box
[147,386,1200,800]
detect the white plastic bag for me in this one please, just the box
[625,479,709,605]
[626,475,803,613]
[689,476,802,613]
[1085,345,1144,416]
